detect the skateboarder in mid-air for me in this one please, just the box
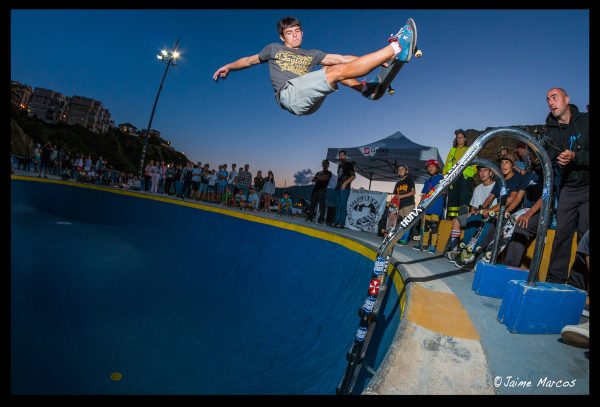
[212,16,416,116]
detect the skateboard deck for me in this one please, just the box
[364,18,422,100]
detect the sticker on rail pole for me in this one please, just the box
[369,279,381,296]
[373,257,386,275]
[355,326,367,342]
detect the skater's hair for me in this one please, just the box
[453,130,469,148]
[322,159,329,166]
[277,16,302,36]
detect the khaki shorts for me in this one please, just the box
[278,69,337,116]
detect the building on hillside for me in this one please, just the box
[28,87,69,123]
[139,129,161,138]
[118,122,139,137]
[11,80,33,110]
[160,140,175,150]
[67,95,112,134]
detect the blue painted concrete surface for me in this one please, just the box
[472,262,529,299]
[498,281,587,334]
[11,179,400,394]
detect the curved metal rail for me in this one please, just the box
[337,127,553,395]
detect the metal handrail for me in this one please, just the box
[379,127,552,282]
[338,127,553,395]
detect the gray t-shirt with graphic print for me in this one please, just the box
[258,43,327,100]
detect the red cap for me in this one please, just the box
[425,159,439,168]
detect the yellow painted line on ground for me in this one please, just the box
[406,284,479,340]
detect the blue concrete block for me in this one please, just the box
[471,262,529,298]
[498,281,587,334]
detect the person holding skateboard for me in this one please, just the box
[213,16,416,116]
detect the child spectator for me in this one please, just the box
[221,188,233,207]
[217,165,229,204]
[278,191,293,217]
[262,170,276,211]
[414,159,444,254]
[208,169,218,202]
[234,189,247,208]
[444,165,497,261]
[246,186,260,211]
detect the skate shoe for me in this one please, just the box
[445,250,460,262]
[413,243,428,251]
[390,23,415,63]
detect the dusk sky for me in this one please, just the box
[11,9,589,191]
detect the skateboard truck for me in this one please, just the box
[386,47,422,96]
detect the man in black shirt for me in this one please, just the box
[306,160,332,224]
[332,150,355,228]
[543,87,589,284]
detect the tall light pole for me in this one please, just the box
[138,38,180,179]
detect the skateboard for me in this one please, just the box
[363,18,423,101]
[480,208,529,263]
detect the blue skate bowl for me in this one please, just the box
[11,177,401,395]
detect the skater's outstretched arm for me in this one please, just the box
[213,54,261,80]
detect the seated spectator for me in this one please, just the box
[278,192,293,217]
[445,165,497,261]
[234,189,247,208]
[501,158,544,268]
[246,186,260,211]
[454,153,526,268]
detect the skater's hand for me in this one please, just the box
[213,66,230,81]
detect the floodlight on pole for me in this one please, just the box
[138,38,180,180]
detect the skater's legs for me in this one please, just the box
[324,45,396,86]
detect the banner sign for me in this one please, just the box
[345,189,387,234]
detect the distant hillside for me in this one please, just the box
[10,108,188,174]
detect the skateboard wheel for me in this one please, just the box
[415,49,423,58]
[388,87,395,95]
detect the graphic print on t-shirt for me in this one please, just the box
[274,51,314,76]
